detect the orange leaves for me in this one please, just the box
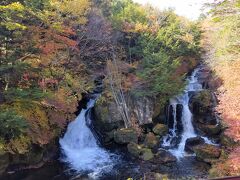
[215,60,240,142]
[39,41,63,55]
[54,34,77,47]
[29,25,78,56]
[213,147,240,176]
[38,31,78,55]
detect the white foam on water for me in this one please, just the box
[162,67,215,159]
[59,99,116,178]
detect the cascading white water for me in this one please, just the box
[59,98,115,178]
[162,68,204,158]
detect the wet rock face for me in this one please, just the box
[193,144,221,164]
[185,136,205,153]
[189,90,222,138]
[189,90,214,116]
[113,128,138,144]
[167,104,183,134]
[130,96,155,125]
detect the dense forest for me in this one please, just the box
[0,0,239,179]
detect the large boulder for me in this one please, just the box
[113,128,138,144]
[153,149,177,164]
[127,142,142,158]
[144,133,159,149]
[94,98,124,132]
[193,144,221,164]
[153,124,168,137]
[185,136,205,152]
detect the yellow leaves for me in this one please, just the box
[0,2,25,12]
[50,0,91,25]
[0,2,27,31]
[4,22,27,31]
[134,22,148,33]
[181,33,194,44]
[8,135,31,154]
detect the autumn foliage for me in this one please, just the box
[202,0,240,176]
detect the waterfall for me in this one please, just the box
[162,68,203,158]
[59,97,115,178]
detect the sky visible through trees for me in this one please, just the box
[133,0,216,20]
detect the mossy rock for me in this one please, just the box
[140,148,154,161]
[94,98,124,132]
[144,132,159,149]
[114,128,138,144]
[127,142,142,157]
[193,144,221,163]
[153,124,168,137]
[127,143,154,161]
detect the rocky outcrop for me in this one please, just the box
[189,90,222,138]
[94,94,161,130]
[189,90,214,117]
[94,92,166,144]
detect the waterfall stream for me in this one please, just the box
[59,97,115,178]
[162,67,212,158]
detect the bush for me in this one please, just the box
[0,110,28,140]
